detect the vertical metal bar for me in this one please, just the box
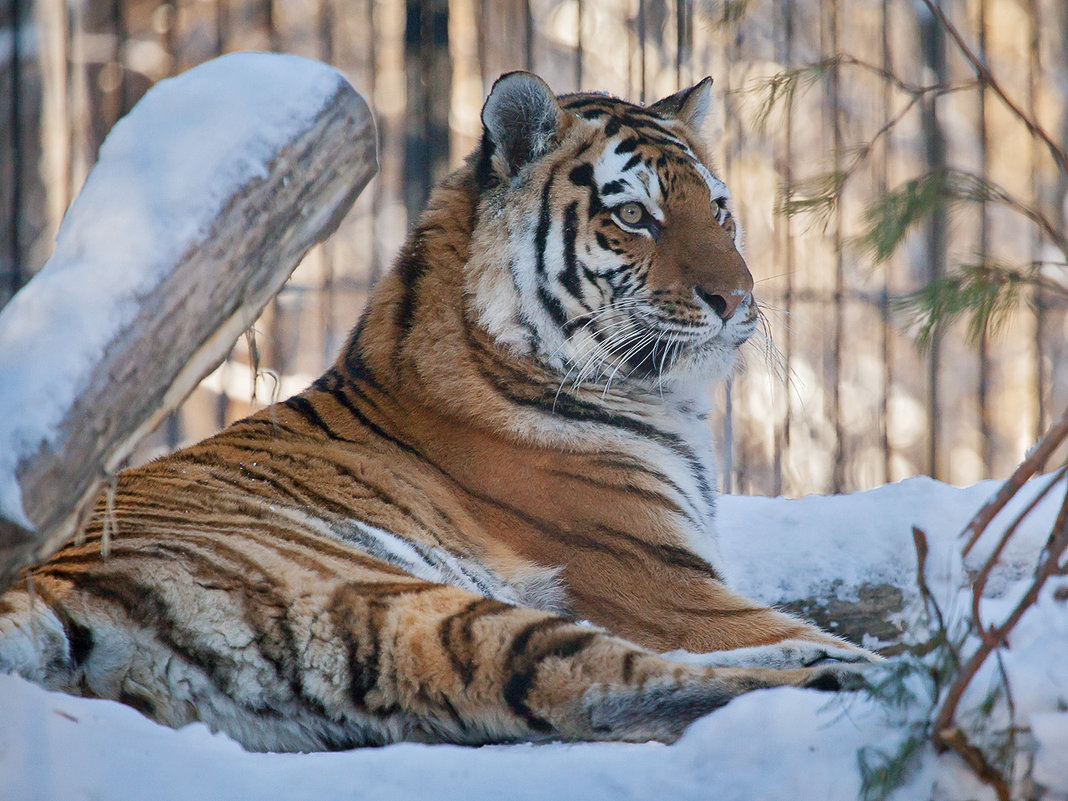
[637,0,646,103]
[977,0,992,475]
[265,0,279,52]
[575,0,583,90]
[722,3,744,492]
[775,0,796,497]
[879,0,892,483]
[7,0,23,299]
[919,4,947,480]
[317,0,335,367]
[213,0,231,431]
[113,0,131,116]
[1028,0,1045,438]
[723,377,734,494]
[215,0,229,57]
[826,0,844,492]
[675,0,684,88]
[164,0,182,446]
[367,0,382,284]
[524,0,533,72]
[476,0,487,89]
[318,0,334,63]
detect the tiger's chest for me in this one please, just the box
[307,401,725,612]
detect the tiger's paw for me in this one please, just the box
[665,638,884,672]
[796,662,871,693]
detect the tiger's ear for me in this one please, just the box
[481,71,563,179]
[649,77,714,131]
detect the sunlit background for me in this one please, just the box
[1,0,1066,495]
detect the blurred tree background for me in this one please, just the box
[1,0,1066,496]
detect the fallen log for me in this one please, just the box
[0,53,377,590]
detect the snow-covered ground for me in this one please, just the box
[3,476,1066,801]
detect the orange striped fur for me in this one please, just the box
[0,72,878,751]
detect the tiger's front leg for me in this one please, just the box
[317,581,863,746]
[559,552,882,668]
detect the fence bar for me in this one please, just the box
[919,4,948,480]
[879,0,892,484]
[5,0,23,300]
[977,0,992,476]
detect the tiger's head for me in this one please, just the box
[465,71,756,396]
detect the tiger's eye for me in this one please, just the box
[618,203,644,226]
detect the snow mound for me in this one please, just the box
[3,477,1066,801]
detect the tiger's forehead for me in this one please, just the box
[559,93,729,209]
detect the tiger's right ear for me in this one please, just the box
[480,72,563,181]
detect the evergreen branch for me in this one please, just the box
[857,170,1068,266]
[894,261,1033,352]
[775,170,847,227]
[748,60,836,132]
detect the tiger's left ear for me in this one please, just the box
[481,71,564,180]
[649,77,714,131]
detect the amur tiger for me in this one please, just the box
[0,71,879,752]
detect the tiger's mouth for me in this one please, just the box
[590,294,758,382]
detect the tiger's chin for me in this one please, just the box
[623,316,757,396]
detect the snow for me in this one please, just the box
[2,476,1066,801]
[0,52,348,528]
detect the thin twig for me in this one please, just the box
[961,408,1068,556]
[919,0,1068,177]
[934,483,1068,750]
[911,526,950,640]
[936,727,1010,801]
[969,465,1068,640]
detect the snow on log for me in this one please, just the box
[0,53,377,589]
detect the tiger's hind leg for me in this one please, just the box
[0,566,860,749]
[323,581,864,745]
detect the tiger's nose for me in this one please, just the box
[695,287,751,321]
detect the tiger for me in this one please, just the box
[0,71,879,752]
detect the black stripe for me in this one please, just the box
[614,136,640,155]
[32,582,94,669]
[568,163,603,218]
[504,619,596,733]
[559,201,584,302]
[337,317,380,388]
[394,243,429,335]
[536,284,568,327]
[44,569,259,709]
[469,353,716,525]
[621,153,642,172]
[438,598,515,687]
[283,396,352,442]
[534,166,558,275]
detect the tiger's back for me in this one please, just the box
[0,72,876,751]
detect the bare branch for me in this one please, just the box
[961,408,1068,556]
[934,481,1068,756]
[919,0,1068,177]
